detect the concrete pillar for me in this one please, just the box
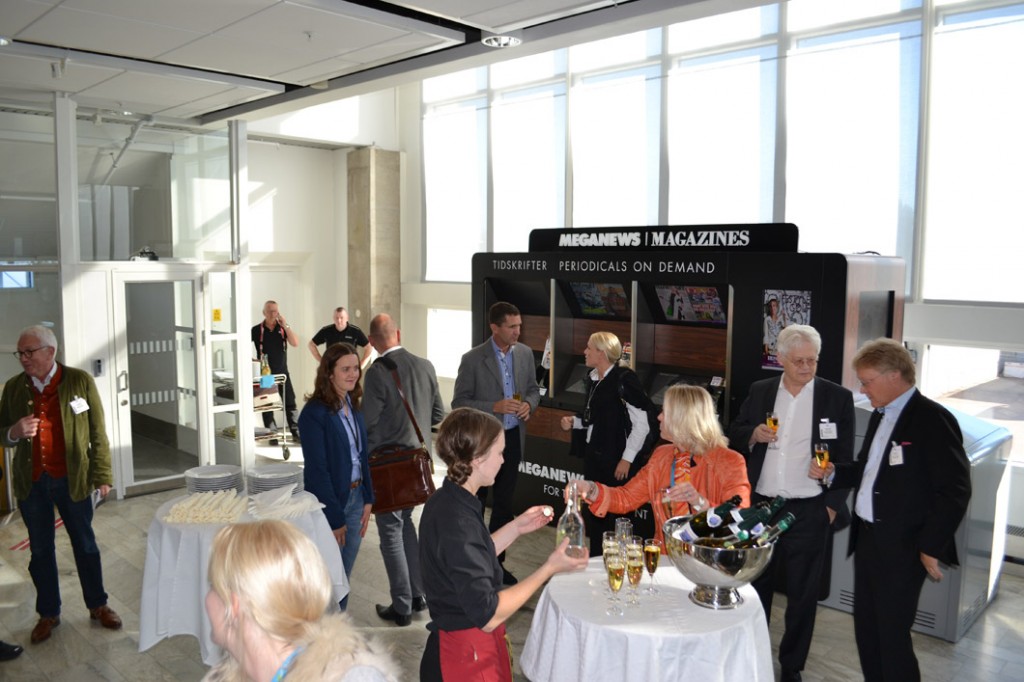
[347,147,401,328]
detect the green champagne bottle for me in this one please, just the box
[676,495,742,542]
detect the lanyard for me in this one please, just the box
[668,449,694,516]
[339,395,361,453]
[258,322,285,355]
[271,647,303,682]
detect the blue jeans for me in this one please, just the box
[338,486,365,610]
[19,473,108,617]
[376,507,424,615]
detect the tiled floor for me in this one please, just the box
[1,474,1022,681]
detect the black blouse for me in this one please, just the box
[419,478,502,631]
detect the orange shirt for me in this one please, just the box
[31,364,68,481]
[590,443,751,544]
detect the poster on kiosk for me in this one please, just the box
[468,223,905,541]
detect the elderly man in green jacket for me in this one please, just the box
[1,325,122,645]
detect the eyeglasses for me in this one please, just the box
[13,346,51,359]
[787,357,818,368]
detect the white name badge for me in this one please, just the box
[889,444,904,466]
[70,396,90,414]
[818,421,838,440]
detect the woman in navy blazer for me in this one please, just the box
[299,343,374,601]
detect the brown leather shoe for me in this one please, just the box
[30,616,60,644]
[89,605,122,630]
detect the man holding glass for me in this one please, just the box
[728,324,854,682]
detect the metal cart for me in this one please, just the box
[254,373,293,460]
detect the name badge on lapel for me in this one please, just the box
[818,419,837,440]
[70,396,90,414]
[889,441,904,466]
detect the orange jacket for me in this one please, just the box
[590,443,751,544]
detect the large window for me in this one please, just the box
[420,0,1024,308]
[922,4,1024,302]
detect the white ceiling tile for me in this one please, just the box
[156,87,272,119]
[17,5,203,59]
[1,0,60,36]
[82,71,233,109]
[59,0,278,33]
[0,52,120,95]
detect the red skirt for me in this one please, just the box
[438,623,512,682]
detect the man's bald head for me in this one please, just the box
[369,313,399,352]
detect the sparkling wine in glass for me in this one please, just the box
[643,538,661,594]
[603,545,625,616]
[625,536,644,606]
[766,411,780,449]
[814,442,830,486]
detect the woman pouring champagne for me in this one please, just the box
[571,384,751,545]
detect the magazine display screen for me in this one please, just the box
[568,282,630,318]
[654,285,726,326]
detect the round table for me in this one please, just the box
[138,491,348,665]
[520,557,773,682]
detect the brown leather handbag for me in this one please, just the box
[368,358,436,514]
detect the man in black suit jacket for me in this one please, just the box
[729,325,854,682]
[812,338,971,682]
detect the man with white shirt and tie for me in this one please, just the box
[812,338,971,682]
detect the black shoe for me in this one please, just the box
[501,568,518,586]
[375,604,412,627]
[412,595,428,612]
[781,671,802,682]
[0,640,24,661]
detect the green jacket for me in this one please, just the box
[1,364,112,502]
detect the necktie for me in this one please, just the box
[860,408,884,461]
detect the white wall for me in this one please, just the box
[245,140,347,405]
[247,91,399,149]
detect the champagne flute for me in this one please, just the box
[766,411,780,449]
[625,536,644,606]
[814,442,830,487]
[643,538,661,594]
[597,531,618,593]
[603,544,625,616]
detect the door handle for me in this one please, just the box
[117,370,129,393]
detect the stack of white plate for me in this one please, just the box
[185,465,244,494]
[246,463,304,495]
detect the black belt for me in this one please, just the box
[350,479,362,489]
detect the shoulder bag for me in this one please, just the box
[368,357,436,514]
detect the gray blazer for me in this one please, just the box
[452,338,540,454]
[362,347,446,454]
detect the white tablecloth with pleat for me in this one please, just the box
[521,557,773,682]
[138,491,348,665]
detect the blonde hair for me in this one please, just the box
[589,331,623,365]
[207,520,333,681]
[853,337,916,385]
[660,384,727,455]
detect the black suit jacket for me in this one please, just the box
[728,375,855,529]
[832,389,971,566]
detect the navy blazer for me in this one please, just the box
[832,389,971,566]
[728,375,855,528]
[298,398,374,530]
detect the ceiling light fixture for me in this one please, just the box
[0,37,11,47]
[481,34,522,49]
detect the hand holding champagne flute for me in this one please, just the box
[766,411,780,449]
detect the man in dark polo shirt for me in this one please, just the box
[251,300,300,439]
[308,307,370,366]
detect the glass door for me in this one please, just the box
[112,272,205,495]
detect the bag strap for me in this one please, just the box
[376,355,427,449]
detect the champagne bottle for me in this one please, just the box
[556,481,587,558]
[260,353,271,376]
[728,512,796,549]
[676,495,742,542]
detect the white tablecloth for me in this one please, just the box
[138,491,348,665]
[521,557,773,682]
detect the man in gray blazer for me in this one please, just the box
[362,313,446,626]
[452,301,540,585]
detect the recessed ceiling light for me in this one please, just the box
[481,35,522,49]
[0,37,11,47]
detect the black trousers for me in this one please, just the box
[751,493,830,675]
[477,427,522,561]
[853,518,928,682]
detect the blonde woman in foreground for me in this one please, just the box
[203,520,398,682]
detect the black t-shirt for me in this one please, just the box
[311,323,368,350]
[252,322,289,373]
[419,478,501,631]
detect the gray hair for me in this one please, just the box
[20,325,58,353]
[776,324,821,359]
